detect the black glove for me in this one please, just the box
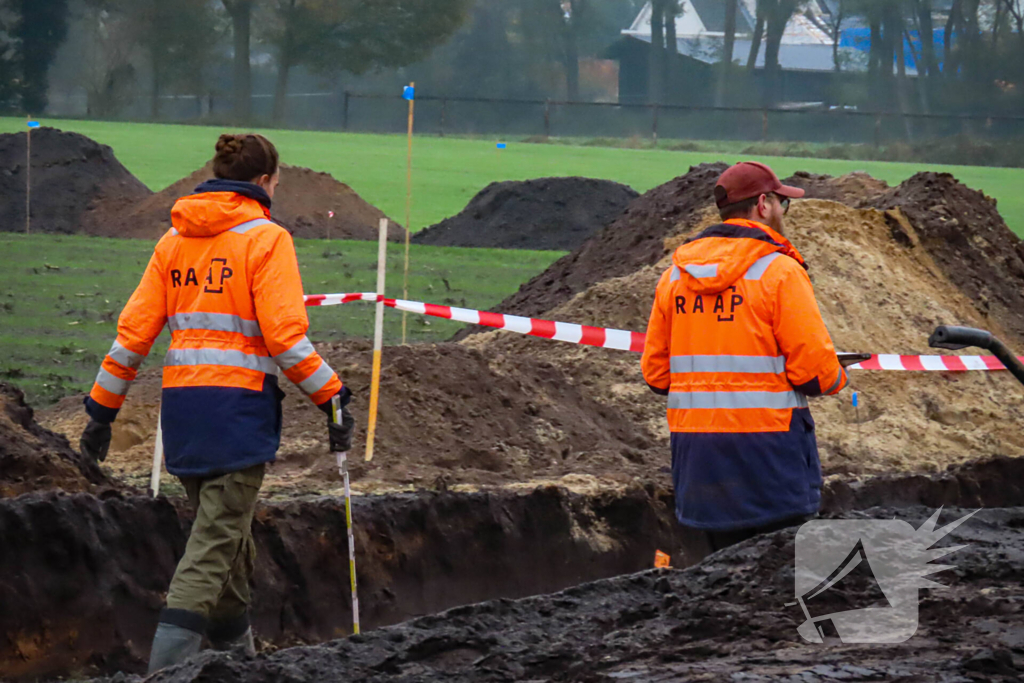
[328,405,356,452]
[80,420,112,463]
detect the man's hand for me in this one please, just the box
[328,405,355,452]
[80,420,112,462]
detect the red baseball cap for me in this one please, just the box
[714,161,805,208]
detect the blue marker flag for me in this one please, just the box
[402,86,415,101]
[496,142,507,149]
[27,121,40,128]
[852,391,859,408]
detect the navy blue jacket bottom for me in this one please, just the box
[161,374,284,478]
[671,407,822,532]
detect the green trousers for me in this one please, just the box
[165,464,265,623]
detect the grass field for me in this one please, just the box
[3,117,1023,235]
[0,232,562,406]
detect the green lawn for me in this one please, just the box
[2,117,1023,235]
[0,232,562,406]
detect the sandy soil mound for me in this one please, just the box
[138,503,1024,682]
[0,383,107,497]
[412,177,638,251]
[105,162,405,242]
[39,341,663,495]
[467,198,1024,478]
[0,128,152,235]
[871,172,1024,342]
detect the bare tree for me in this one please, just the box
[715,0,737,105]
[221,0,256,121]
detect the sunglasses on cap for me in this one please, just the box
[770,193,791,215]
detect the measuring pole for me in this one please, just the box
[150,412,163,497]
[401,82,415,344]
[365,218,388,462]
[332,394,360,635]
[25,120,38,233]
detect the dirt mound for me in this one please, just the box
[0,128,152,235]
[466,199,1024,478]
[783,170,890,204]
[870,172,1024,343]
[39,341,663,495]
[412,177,638,251]
[142,503,1024,682]
[104,162,405,242]
[0,383,108,497]
[463,163,728,324]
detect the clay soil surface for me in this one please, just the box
[105,162,405,242]
[132,503,1024,682]
[412,177,637,251]
[40,341,664,496]
[0,128,151,235]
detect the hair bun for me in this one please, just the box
[215,134,245,156]
[212,132,280,182]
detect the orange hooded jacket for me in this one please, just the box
[641,218,846,530]
[86,181,343,476]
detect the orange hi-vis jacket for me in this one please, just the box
[86,181,343,477]
[641,218,846,531]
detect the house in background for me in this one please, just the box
[607,0,953,106]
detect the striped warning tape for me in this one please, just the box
[304,293,1023,371]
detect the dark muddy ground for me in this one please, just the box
[0,128,151,236]
[142,502,1024,682]
[412,177,637,251]
[0,383,107,497]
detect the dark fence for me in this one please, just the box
[340,92,1024,147]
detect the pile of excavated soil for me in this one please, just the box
[40,341,663,496]
[412,177,638,251]
[130,500,1024,682]
[467,198,1024,478]
[0,128,152,235]
[467,163,729,324]
[784,169,890,204]
[0,383,107,497]
[103,162,406,242]
[871,172,1024,343]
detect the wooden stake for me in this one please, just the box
[365,218,388,462]
[25,124,31,235]
[150,412,163,497]
[402,82,415,344]
[332,395,360,635]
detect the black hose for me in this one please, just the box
[930,325,1024,388]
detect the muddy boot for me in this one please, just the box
[209,613,256,656]
[147,609,206,674]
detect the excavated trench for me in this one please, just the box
[2,456,1022,680]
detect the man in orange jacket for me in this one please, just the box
[641,161,848,560]
[78,134,354,672]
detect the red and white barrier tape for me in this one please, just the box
[304,293,1023,371]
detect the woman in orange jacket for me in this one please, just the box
[79,134,354,672]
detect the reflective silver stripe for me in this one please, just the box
[823,370,846,395]
[167,312,262,337]
[108,340,145,370]
[169,228,179,236]
[164,348,277,374]
[685,264,719,279]
[667,390,808,410]
[670,355,786,374]
[230,218,274,235]
[669,265,681,282]
[297,359,336,395]
[274,336,316,370]
[95,368,130,396]
[744,252,782,281]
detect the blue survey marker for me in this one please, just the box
[27,121,40,128]
[852,391,859,407]
[497,142,507,149]
[402,86,415,100]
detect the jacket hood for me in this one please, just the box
[170,181,271,238]
[672,219,806,294]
